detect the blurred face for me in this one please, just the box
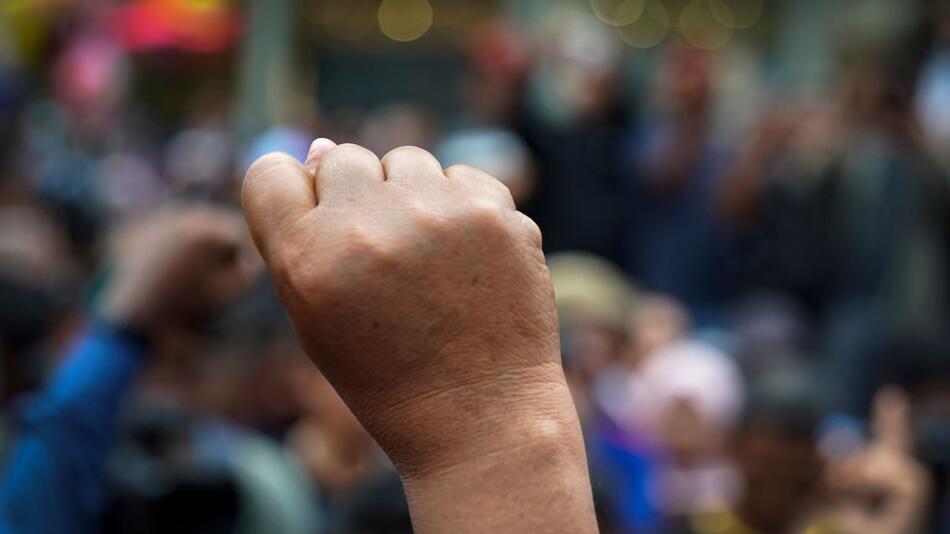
[734,427,823,532]
[562,321,625,383]
[628,295,687,366]
[659,398,723,463]
[657,46,712,115]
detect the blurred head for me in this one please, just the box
[732,369,826,533]
[461,19,532,123]
[731,293,814,377]
[0,205,76,399]
[548,253,633,384]
[637,341,744,461]
[165,127,235,199]
[626,293,689,367]
[527,11,622,127]
[656,45,714,117]
[840,57,918,133]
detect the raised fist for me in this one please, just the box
[99,204,259,334]
[242,139,594,532]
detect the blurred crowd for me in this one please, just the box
[1,0,949,532]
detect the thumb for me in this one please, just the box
[305,137,338,174]
[241,142,330,260]
[872,385,913,454]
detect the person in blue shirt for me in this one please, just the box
[0,204,257,534]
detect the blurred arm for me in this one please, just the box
[0,323,146,534]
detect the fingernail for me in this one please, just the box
[305,138,337,170]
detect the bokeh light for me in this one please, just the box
[679,0,732,50]
[710,0,762,29]
[378,0,434,42]
[615,0,669,48]
[590,0,645,27]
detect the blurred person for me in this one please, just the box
[548,252,634,409]
[104,278,321,533]
[458,19,532,127]
[625,45,739,325]
[546,252,645,531]
[627,294,690,368]
[665,368,828,534]
[164,88,236,201]
[668,372,935,534]
[831,55,950,329]
[823,53,950,414]
[287,363,387,500]
[17,98,110,260]
[103,403,243,534]
[593,293,691,431]
[0,204,258,533]
[517,11,631,265]
[445,20,535,205]
[106,314,320,534]
[634,342,744,517]
[591,335,742,533]
[716,98,842,316]
[729,293,816,379]
[286,362,411,533]
[241,139,599,531]
[0,205,77,404]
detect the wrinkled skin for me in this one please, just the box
[242,140,595,532]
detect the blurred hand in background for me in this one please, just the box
[99,203,261,335]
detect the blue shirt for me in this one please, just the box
[0,324,146,533]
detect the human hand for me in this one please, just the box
[829,386,931,534]
[242,139,595,532]
[99,204,259,335]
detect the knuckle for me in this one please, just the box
[383,145,432,163]
[444,163,475,176]
[464,202,510,234]
[448,165,515,207]
[332,143,378,162]
[321,144,381,177]
[244,152,299,190]
[519,214,543,247]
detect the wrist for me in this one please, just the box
[368,361,582,477]
[395,388,596,533]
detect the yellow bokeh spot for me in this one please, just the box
[378,0,434,42]
[615,0,669,48]
[590,0,645,27]
[679,0,732,50]
[710,0,762,29]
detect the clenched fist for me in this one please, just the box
[100,204,259,334]
[242,139,595,533]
